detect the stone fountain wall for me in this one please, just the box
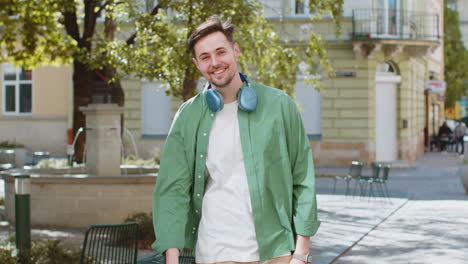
[2,174,156,227]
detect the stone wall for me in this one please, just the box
[2,174,156,228]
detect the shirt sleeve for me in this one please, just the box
[152,107,193,253]
[284,97,321,237]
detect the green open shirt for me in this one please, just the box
[152,82,320,261]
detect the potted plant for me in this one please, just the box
[0,140,27,168]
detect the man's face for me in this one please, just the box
[192,31,240,89]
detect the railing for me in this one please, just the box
[352,9,440,41]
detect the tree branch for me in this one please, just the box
[96,1,109,17]
[125,3,163,45]
[62,5,80,42]
[82,0,98,46]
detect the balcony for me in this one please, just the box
[351,9,440,59]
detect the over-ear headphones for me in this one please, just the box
[205,72,257,113]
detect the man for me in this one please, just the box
[152,16,320,264]
[454,121,466,155]
[438,121,452,152]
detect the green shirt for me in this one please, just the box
[152,82,320,261]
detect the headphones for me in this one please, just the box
[205,72,257,113]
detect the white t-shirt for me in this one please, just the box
[195,101,260,263]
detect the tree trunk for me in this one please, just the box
[182,67,199,101]
[72,60,93,163]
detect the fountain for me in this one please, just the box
[1,104,159,228]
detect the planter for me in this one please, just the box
[460,163,468,194]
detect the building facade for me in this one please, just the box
[128,0,444,165]
[0,64,72,155]
[0,0,445,166]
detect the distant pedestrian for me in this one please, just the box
[438,122,452,151]
[454,121,466,155]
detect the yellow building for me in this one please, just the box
[0,63,72,155]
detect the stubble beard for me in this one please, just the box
[210,66,236,89]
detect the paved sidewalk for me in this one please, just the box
[1,152,467,263]
[314,152,468,264]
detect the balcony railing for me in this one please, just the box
[352,9,440,42]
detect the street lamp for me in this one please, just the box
[14,173,31,264]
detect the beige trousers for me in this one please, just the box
[197,255,292,264]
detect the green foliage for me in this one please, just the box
[124,212,155,249]
[0,0,76,67]
[444,0,468,108]
[0,239,82,264]
[0,140,25,148]
[0,0,343,102]
[0,247,16,264]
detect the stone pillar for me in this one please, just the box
[80,104,124,176]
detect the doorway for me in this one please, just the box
[375,62,401,162]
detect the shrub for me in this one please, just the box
[31,239,82,264]
[0,140,25,148]
[0,247,16,264]
[124,212,155,249]
[0,238,82,264]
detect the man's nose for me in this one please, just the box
[210,55,221,67]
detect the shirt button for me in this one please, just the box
[203,133,207,136]
[198,175,202,179]
[200,154,204,158]
[210,113,214,117]
[192,231,195,234]
[193,227,196,230]
[195,210,199,214]
[197,193,200,197]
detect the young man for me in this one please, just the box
[454,121,466,155]
[152,16,320,264]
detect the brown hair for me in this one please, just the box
[188,15,236,55]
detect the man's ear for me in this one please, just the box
[233,42,240,58]
[192,57,200,71]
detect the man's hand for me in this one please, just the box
[290,234,310,264]
[165,248,179,264]
[290,258,307,264]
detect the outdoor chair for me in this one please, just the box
[80,221,139,264]
[366,163,386,198]
[332,161,363,196]
[353,163,382,197]
[137,249,195,264]
[373,165,391,198]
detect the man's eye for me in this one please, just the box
[201,56,209,61]
[218,50,226,55]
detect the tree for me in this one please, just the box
[444,0,468,108]
[0,0,342,161]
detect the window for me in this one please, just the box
[141,82,171,137]
[447,0,458,11]
[293,0,309,16]
[2,63,33,114]
[295,78,322,138]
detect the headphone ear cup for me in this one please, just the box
[206,89,224,112]
[238,85,257,112]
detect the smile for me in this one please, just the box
[211,68,227,76]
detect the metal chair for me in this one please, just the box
[137,249,195,264]
[373,165,391,198]
[80,222,139,264]
[353,163,382,197]
[332,161,363,196]
[365,163,384,198]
